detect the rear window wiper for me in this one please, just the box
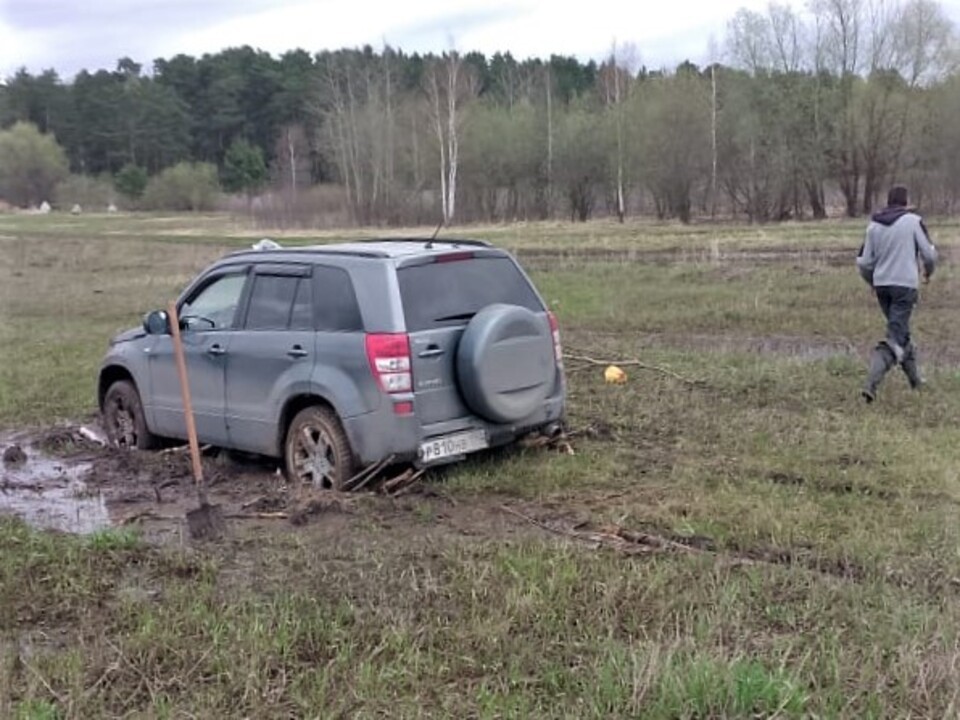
[433,311,477,323]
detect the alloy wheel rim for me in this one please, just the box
[110,397,137,449]
[292,424,338,488]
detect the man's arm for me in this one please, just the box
[916,219,937,280]
[856,228,876,286]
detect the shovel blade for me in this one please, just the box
[187,502,225,541]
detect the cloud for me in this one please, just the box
[8,0,960,79]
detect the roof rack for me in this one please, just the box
[358,237,492,248]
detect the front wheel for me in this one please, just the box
[284,406,357,490]
[102,380,159,450]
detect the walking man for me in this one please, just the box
[857,185,937,402]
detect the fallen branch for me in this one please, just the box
[563,352,702,386]
[383,468,425,496]
[225,512,289,520]
[341,455,395,493]
[499,505,704,557]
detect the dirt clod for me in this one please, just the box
[3,444,27,465]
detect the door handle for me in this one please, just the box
[287,345,309,358]
[418,346,444,358]
[207,344,226,357]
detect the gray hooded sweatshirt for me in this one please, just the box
[857,206,937,289]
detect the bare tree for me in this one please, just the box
[599,42,638,222]
[545,62,554,218]
[424,51,478,224]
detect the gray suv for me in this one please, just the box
[98,239,566,488]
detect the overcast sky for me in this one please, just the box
[3,0,960,79]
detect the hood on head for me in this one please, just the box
[871,206,914,226]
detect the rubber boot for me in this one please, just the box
[900,343,924,390]
[862,343,895,403]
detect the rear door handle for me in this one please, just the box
[418,346,444,358]
[287,345,309,358]
[207,344,226,357]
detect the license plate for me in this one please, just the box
[419,430,488,464]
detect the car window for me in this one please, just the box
[245,275,300,330]
[397,257,543,332]
[314,266,362,331]
[180,272,247,330]
[289,278,314,330]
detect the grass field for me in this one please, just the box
[3,213,960,717]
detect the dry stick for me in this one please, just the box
[499,505,703,556]
[225,512,289,520]
[341,455,394,493]
[385,469,425,496]
[382,468,415,494]
[499,504,602,544]
[563,352,702,386]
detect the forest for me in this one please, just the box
[1,0,959,225]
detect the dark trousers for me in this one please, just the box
[875,286,917,350]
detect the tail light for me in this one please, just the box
[365,334,412,394]
[548,312,563,368]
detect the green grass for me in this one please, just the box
[4,213,960,715]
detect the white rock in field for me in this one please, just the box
[252,238,281,251]
[107,203,118,213]
[39,201,51,214]
[71,204,82,215]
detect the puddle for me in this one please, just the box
[1,442,111,534]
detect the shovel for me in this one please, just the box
[167,301,225,540]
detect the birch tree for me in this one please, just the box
[424,51,478,224]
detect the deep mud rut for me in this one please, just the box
[0,425,556,548]
[0,425,932,592]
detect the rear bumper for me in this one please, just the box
[343,394,566,466]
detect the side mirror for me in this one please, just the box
[143,309,170,335]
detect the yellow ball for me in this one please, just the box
[604,365,627,384]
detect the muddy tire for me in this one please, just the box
[284,405,357,490]
[102,380,158,450]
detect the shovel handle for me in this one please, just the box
[167,301,204,488]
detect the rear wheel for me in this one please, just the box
[102,380,159,450]
[284,406,357,490]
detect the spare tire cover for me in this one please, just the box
[456,304,554,424]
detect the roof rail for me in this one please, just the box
[226,247,390,260]
[358,237,492,248]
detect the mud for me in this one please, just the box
[0,425,561,546]
[0,426,289,540]
[1,433,108,534]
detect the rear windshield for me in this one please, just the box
[398,256,543,332]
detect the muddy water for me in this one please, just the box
[1,441,111,534]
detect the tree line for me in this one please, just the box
[1,0,958,224]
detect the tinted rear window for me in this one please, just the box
[398,256,543,332]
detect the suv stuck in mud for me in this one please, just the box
[97,239,566,488]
